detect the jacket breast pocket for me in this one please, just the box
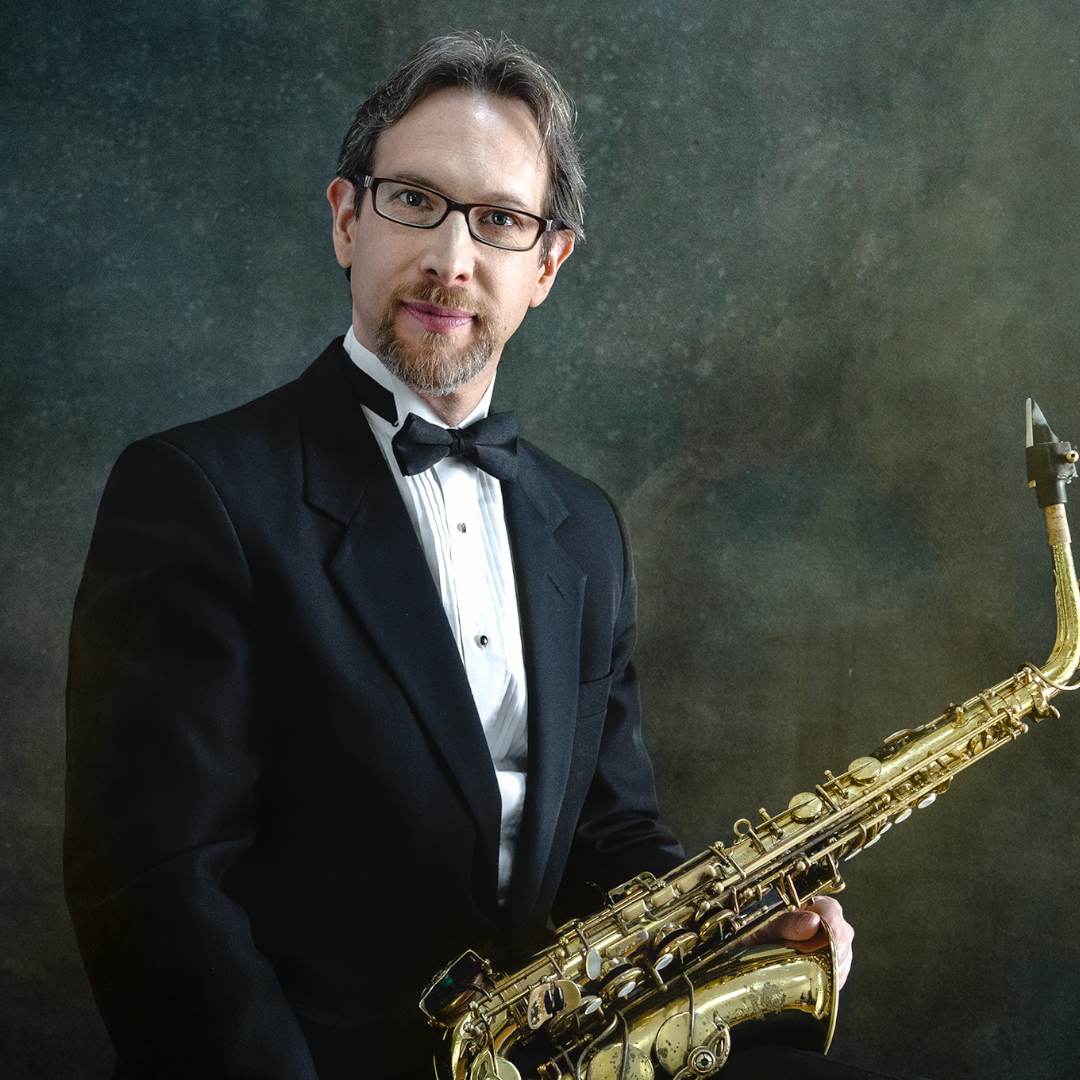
[576,673,614,718]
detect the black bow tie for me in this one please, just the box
[391,412,519,481]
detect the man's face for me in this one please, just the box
[329,87,573,400]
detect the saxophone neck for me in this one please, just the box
[1042,536,1080,686]
[1027,399,1080,687]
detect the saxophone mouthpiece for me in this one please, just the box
[1025,398,1078,509]
[1027,399,1059,449]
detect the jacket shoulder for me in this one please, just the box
[152,341,342,456]
[518,438,625,536]
[114,339,348,485]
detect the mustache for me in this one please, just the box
[390,282,489,322]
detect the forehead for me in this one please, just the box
[370,87,549,209]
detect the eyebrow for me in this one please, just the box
[389,171,535,212]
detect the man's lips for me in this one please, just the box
[400,300,476,335]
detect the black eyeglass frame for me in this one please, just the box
[361,175,561,252]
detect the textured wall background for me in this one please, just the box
[4,1,1080,1076]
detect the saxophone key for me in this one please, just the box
[527,979,582,1029]
[847,756,882,784]
[598,962,644,1001]
[654,1012,726,1077]
[696,906,737,942]
[557,980,581,1012]
[470,1054,522,1080]
[585,1043,653,1080]
[788,791,823,822]
[861,820,894,850]
[653,927,699,970]
[585,948,603,981]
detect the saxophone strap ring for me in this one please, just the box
[1020,661,1080,693]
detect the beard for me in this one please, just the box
[374,283,498,397]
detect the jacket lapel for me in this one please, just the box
[502,450,587,933]
[293,342,503,892]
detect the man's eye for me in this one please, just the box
[482,209,524,230]
[398,189,429,208]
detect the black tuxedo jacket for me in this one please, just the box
[65,340,683,1079]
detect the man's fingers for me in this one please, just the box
[808,897,854,990]
[737,908,820,949]
[767,909,821,941]
[730,897,855,989]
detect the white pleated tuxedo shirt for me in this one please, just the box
[344,327,528,904]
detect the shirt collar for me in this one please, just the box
[343,325,495,436]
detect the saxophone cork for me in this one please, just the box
[1045,504,1070,547]
[424,401,1080,1080]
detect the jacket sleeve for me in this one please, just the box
[554,495,685,920]
[64,437,318,1079]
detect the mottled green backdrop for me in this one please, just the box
[4,1,1080,1076]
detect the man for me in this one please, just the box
[66,33,861,1080]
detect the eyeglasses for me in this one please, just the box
[362,175,559,252]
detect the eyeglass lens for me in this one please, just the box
[373,180,542,250]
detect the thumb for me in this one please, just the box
[779,909,821,941]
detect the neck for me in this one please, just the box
[417,384,489,426]
[414,357,501,426]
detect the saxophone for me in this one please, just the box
[421,401,1080,1080]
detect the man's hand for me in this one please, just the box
[738,896,853,989]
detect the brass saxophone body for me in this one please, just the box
[421,403,1080,1080]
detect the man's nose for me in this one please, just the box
[421,209,476,286]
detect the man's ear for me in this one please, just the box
[327,178,358,269]
[529,230,575,308]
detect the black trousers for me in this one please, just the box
[722,1046,927,1079]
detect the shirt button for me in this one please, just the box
[458,523,467,533]
[477,634,489,648]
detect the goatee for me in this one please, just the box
[375,284,497,397]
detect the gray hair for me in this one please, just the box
[336,31,585,253]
